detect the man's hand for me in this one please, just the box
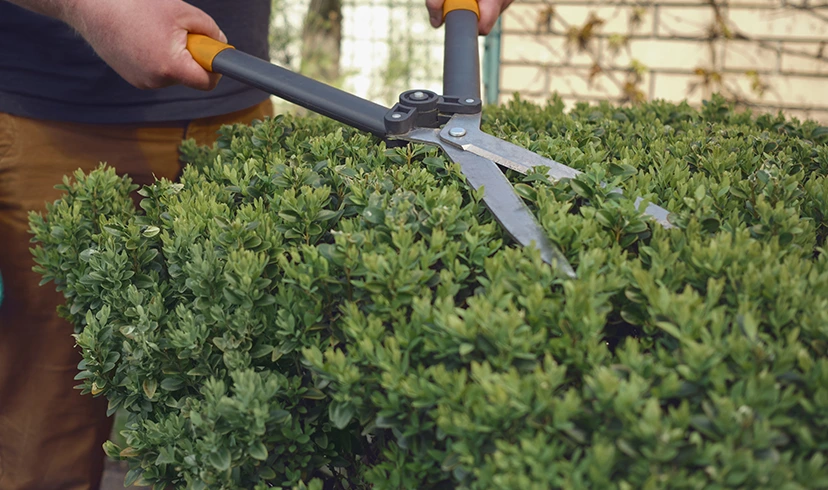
[426,0,514,35]
[9,0,224,90]
[64,0,225,90]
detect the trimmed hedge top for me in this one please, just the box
[31,95,828,489]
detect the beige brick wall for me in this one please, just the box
[499,0,828,122]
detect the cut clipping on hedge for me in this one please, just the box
[30,94,828,489]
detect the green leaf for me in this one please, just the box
[812,126,828,138]
[624,220,648,234]
[595,209,616,228]
[317,209,343,221]
[79,248,98,263]
[570,179,593,198]
[143,378,158,399]
[102,226,122,237]
[655,321,683,340]
[693,184,706,202]
[124,468,144,487]
[207,447,231,471]
[608,163,637,178]
[272,409,291,425]
[160,377,184,392]
[329,401,356,429]
[102,440,122,460]
[250,343,274,358]
[301,387,326,400]
[362,206,385,225]
[249,441,268,461]
[155,447,176,465]
[738,313,758,342]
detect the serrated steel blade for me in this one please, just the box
[438,114,673,229]
[439,144,576,278]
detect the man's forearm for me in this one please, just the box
[5,0,69,20]
[4,0,88,31]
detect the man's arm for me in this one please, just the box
[5,0,225,90]
[3,0,71,18]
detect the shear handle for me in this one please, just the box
[443,2,481,103]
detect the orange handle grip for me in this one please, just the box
[186,34,234,72]
[442,0,479,18]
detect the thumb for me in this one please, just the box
[477,0,500,35]
[426,0,445,28]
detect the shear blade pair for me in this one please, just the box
[185,4,672,278]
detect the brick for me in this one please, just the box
[777,108,828,124]
[545,66,651,100]
[501,34,596,66]
[551,5,654,36]
[622,0,778,4]
[502,3,654,36]
[779,41,828,75]
[727,74,828,108]
[548,69,621,98]
[725,8,828,40]
[714,0,781,6]
[502,4,558,33]
[501,65,550,92]
[650,72,709,104]
[656,7,716,37]
[721,40,780,72]
[611,38,713,71]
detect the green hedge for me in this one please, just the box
[30,95,828,489]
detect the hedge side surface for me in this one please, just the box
[30,95,828,490]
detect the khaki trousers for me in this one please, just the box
[0,100,273,490]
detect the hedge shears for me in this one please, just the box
[186,0,672,278]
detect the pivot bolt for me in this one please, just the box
[411,91,427,100]
[391,113,402,119]
[464,98,476,104]
[448,127,466,137]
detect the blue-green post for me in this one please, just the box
[482,17,502,105]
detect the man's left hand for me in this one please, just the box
[426,0,514,35]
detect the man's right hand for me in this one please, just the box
[9,0,225,90]
[64,0,225,90]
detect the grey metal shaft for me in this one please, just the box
[212,49,390,137]
[443,10,481,101]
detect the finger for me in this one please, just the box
[426,0,445,28]
[179,3,224,41]
[477,0,500,35]
[176,5,225,90]
[174,45,221,90]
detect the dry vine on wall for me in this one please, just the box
[509,0,828,119]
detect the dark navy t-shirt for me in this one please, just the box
[0,1,272,124]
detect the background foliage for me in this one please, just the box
[31,96,828,489]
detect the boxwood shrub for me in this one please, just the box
[30,95,828,490]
